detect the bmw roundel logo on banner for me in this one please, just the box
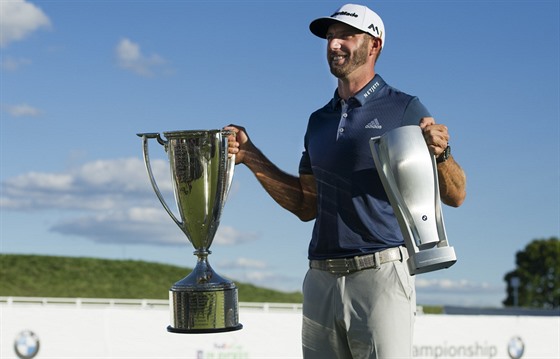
[507,336,525,359]
[13,330,40,359]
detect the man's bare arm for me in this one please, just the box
[420,117,467,207]
[225,125,317,221]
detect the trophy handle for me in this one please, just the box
[137,133,184,230]
[430,153,449,246]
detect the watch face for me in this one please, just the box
[437,145,450,163]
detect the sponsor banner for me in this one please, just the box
[1,300,558,358]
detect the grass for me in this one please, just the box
[0,254,303,303]
[0,254,443,312]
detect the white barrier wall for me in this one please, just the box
[1,298,558,359]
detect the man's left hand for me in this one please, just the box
[419,117,449,158]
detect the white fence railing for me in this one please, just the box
[0,296,302,311]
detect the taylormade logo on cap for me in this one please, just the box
[309,4,386,48]
[331,10,359,19]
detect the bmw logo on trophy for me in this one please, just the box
[370,125,457,275]
[137,130,242,333]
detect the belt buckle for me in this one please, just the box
[354,253,379,271]
[325,259,350,274]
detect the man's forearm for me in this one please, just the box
[242,147,316,221]
[437,156,466,207]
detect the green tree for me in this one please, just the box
[503,237,559,309]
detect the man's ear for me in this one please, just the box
[370,37,382,55]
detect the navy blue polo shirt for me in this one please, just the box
[299,74,431,260]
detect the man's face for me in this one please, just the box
[326,23,372,79]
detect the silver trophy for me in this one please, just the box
[370,125,457,275]
[137,130,242,333]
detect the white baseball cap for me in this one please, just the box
[309,3,385,48]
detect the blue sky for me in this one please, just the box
[1,0,558,307]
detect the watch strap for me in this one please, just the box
[437,145,451,163]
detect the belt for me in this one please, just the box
[309,247,404,274]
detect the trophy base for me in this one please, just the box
[167,324,243,334]
[168,285,242,334]
[407,246,457,275]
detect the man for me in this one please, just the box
[226,3,466,358]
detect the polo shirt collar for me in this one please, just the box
[330,74,387,109]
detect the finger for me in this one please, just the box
[423,125,448,143]
[419,116,435,129]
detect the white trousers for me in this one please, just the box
[302,250,416,359]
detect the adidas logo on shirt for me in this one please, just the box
[365,118,382,129]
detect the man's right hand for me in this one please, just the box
[224,125,251,165]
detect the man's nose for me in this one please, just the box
[328,38,342,50]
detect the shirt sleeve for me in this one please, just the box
[299,149,312,175]
[402,97,431,126]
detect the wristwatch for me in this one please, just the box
[436,145,451,163]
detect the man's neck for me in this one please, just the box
[337,70,376,100]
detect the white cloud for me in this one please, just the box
[415,277,505,307]
[213,226,259,245]
[115,38,168,77]
[227,267,301,292]
[48,209,254,247]
[1,157,168,211]
[1,56,32,71]
[220,257,268,270]
[0,157,251,247]
[215,257,303,292]
[4,103,41,117]
[415,278,499,293]
[0,0,51,47]
[49,207,186,246]
[244,271,278,282]
[116,38,141,62]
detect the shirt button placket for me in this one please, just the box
[337,101,349,140]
